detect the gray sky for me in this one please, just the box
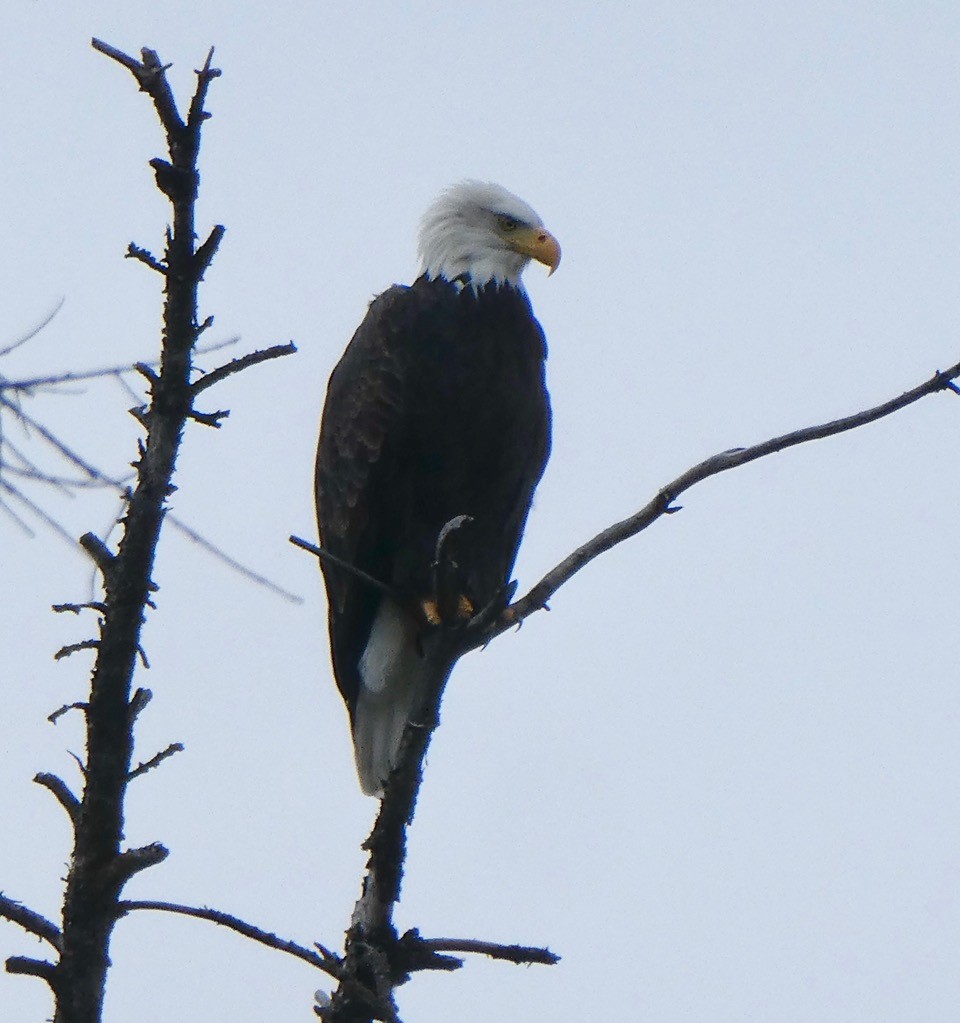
[3,3,960,1020]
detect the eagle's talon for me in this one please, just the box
[420,598,443,626]
[421,593,474,627]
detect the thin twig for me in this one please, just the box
[0,394,117,483]
[0,493,35,536]
[169,514,302,603]
[0,297,65,359]
[290,534,403,603]
[433,514,473,623]
[117,900,340,979]
[127,742,184,781]
[191,341,296,395]
[0,478,77,546]
[2,345,300,602]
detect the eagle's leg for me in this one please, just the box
[428,514,476,625]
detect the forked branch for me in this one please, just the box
[318,353,960,1022]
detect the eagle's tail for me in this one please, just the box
[353,599,432,797]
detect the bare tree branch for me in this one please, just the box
[128,687,152,723]
[290,535,404,604]
[0,393,117,483]
[0,340,243,391]
[108,844,169,886]
[467,358,960,649]
[33,773,80,827]
[0,478,78,547]
[47,701,90,724]
[117,900,340,980]
[0,297,65,358]
[411,934,560,966]
[0,490,36,536]
[127,742,184,781]
[90,40,185,139]
[0,894,62,951]
[172,515,302,603]
[52,604,107,618]
[126,243,167,275]
[193,224,226,278]
[53,639,100,662]
[78,532,116,580]
[191,341,296,395]
[1,392,302,602]
[6,955,58,986]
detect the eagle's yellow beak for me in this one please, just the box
[510,226,561,276]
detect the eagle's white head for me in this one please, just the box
[418,180,561,289]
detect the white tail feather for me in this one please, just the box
[354,600,432,796]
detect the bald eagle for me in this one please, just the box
[315,181,559,795]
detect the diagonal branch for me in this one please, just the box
[0,894,62,951]
[0,395,114,484]
[91,39,184,138]
[187,48,220,131]
[193,224,226,278]
[290,535,404,604]
[117,900,340,979]
[126,243,167,275]
[466,358,960,650]
[170,514,302,603]
[0,478,79,547]
[191,341,296,395]
[34,773,80,827]
[0,297,65,359]
[127,742,184,781]
[2,388,302,602]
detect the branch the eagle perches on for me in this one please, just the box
[291,359,960,1021]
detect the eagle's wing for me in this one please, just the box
[315,285,420,716]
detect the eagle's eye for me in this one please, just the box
[497,215,519,232]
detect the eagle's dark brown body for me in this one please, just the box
[315,275,551,734]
